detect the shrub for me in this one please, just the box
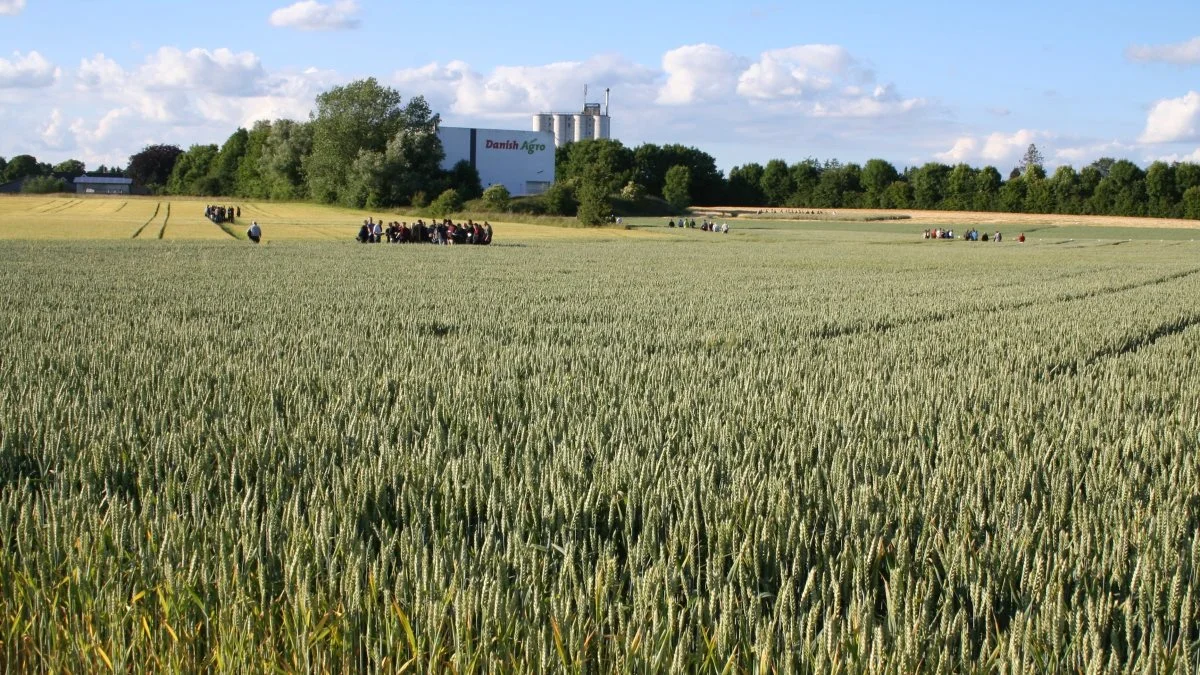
[429,188,463,217]
[21,176,69,194]
[542,182,577,217]
[481,184,511,212]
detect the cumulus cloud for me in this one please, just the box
[394,53,659,118]
[934,129,1049,166]
[935,137,978,163]
[0,51,59,88]
[1055,140,1134,164]
[1126,37,1200,65]
[1139,91,1200,143]
[269,0,360,31]
[0,0,25,16]
[658,44,745,105]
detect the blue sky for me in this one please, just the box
[3,0,1200,173]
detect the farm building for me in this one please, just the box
[74,176,133,195]
[437,126,555,197]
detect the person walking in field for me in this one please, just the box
[247,221,261,243]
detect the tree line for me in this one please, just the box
[6,77,1200,222]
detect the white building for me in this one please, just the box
[532,88,612,148]
[437,127,555,196]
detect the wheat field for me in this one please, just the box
[1,197,1198,671]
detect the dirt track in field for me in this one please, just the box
[696,206,1200,230]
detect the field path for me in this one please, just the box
[130,202,161,239]
[157,203,171,239]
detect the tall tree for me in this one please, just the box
[861,159,899,208]
[1144,161,1179,218]
[1047,165,1082,214]
[212,128,249,196]
[259,120,312,200]
[788,159,821,206]
[725,163,765,206]
[167,144,220,195]
[1019,143,1044,176]
[305,78,406,205]
[235,120,272,199]
[52,159,86,179]
[945,164,977,211]
[759,159,793,206]
[973,166,1002,211]
[3,154,42,181]
[558,139,634,195]
[662,164,692,213]
[127,145,183,191]
[910,162,950,209]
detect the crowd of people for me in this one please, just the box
[357,218,493,245]
[668,218,729,233]
[922,228,1023,242]
[205,204,240,224]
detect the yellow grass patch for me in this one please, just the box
[0,195,659,243]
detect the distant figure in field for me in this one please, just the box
[1018,233,1026,243]
[357,221,370,243]
[246,221,261,243]
[668,219,676,228]
[994,231,1002,242]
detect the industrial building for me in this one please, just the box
[532,88,612,148]
[437,126,555,197]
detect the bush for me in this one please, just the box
[410,190,429,208]
[620,181,645,200]
[21,176,68,194]
[429,188,463,218]
[481,184,511,212]
[542,182,577,217]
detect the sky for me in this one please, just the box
[3,0,1200,174]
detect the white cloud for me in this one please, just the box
[1126,37,1200,65]
[0,50,59,88]
[138,47,266,96]
[658,44,745,105]
[1140,91,1200,143]
[395,54,659,118]
[1150,147,1200,164]
[39,108,66,148]
[1055,140,1134,164]
[933,129,1050,166]
[269,0,360,31]
[0,0,25,16]
[737,44,854,100]
[935,137,978,163]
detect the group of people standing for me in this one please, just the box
[923,228,1023,242]
[668,218,729,233]
[205,204,239,224]
[356,218,493,245]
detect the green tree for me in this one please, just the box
[559,139,633,195]
[1175,162,1200,195]
[1144,161,1179,218]
[944,164,977,211]
[447,160,482,201]
[1019,143,1044,176]
[1047,165,1082,214]
[973,167,1002,211]
[21,176,68,193]
[259,120,312,200]
[428,188,462,217]
[787,159,821,206]
[305,78,406,205]
[211,128,249,196]
[53,159,86,179]
[632,143,724,205]
[0,156,6,178]
[881,180,913,208]
[619,181,645,200]
[1023,169,1053,214]
[663,165,691,213]
[998,176,1026,212]
[861,159,899,208]
[167,144,220,195]
[760,159,793,206]
[482,184,511,211]
[725,163,765,206]
[542,182,577,216]
[1183,186,1200,219]
[4,154,42,181]
[235,120,272,199]
[910,162,949,209]
[127,145,183,192]
[1090,160,1145,216]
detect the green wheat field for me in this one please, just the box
[2,196,1199,671]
